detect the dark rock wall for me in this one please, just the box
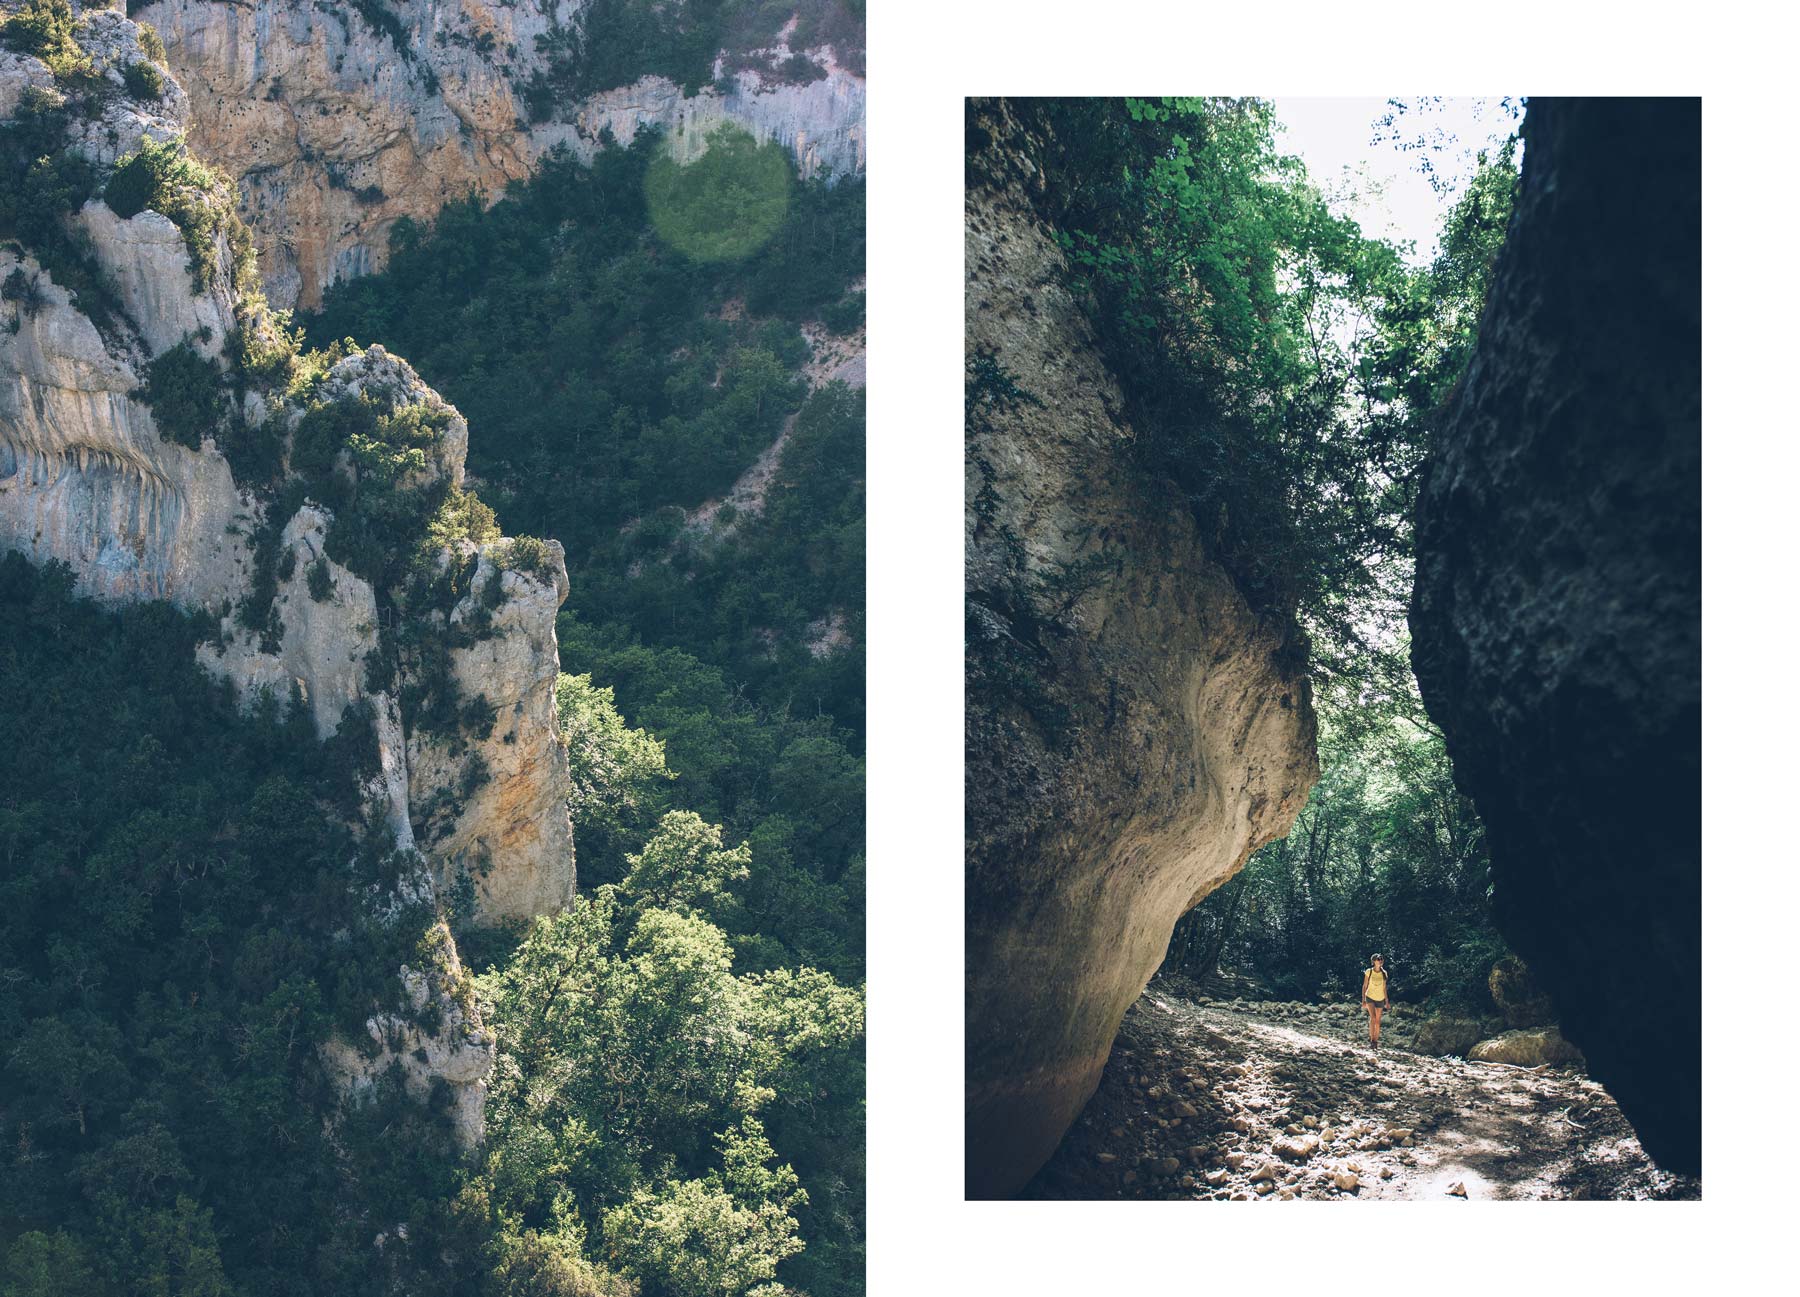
[1410,98,1700,1173]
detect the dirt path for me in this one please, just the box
[1024,980,1699,1201]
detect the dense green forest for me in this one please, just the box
[519,0,866,111]
[1013,98,1524,1016]
[1,11,865,1288]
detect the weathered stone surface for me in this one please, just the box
[1409,98,1700,1174]
[0,244,253,607]
[964,100,1318,1198]
[321,927,492,1146]
[135,0,866,307]
[410,541,576,923]
[1411,1015,1490,1058]
[78,202,234,360]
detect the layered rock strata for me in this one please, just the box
[963,99,1319,1198]
[1409,97,1701,1174]
[134,0,866,307]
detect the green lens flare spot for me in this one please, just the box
[645,123,792,262]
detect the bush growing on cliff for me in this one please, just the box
[105,134,233,287]
[0,91,124,328]
[121,56,162,101]
[0,0,96,87]
[136,341,227,449]
[1004,98,1518,696]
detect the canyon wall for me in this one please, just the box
[133,0,866,307]
[1410,97,1701,1174]
[3,7,578,1138]
[963,100,1319,1198]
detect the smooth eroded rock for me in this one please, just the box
[1467,1028,1585,1069]
[964,99,1318,1198]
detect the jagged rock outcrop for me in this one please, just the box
[411,538,575,919]
[134,0,866,307]
[963,100,1319,1198]
[1409,98,1701,1174]
[3,6,578,1140]
[322,928,493,1146]
[1,239,251,604]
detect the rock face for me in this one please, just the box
[963,100,1319,1199]
[3,8,577,1138]
[134,0,866,307]
[1409,98,1701,1173]
[410,540,576,920]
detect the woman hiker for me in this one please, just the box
[1361,954,1389,1050]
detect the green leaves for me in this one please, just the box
[646,126,792,264]
[135,343,227,451]
[621,811,752,920]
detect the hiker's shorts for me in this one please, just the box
[1364,998,1388,1010]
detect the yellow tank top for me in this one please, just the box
[1366,968,1387,999]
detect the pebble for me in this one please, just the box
[1447,1181,1467,1198]
[1249,1163,1279,1184]
[1096,1152,1117,1165]
[1254,1181,1275,1195]
[1332,1172,1360,1192]
[1225,1153,1249,1170]
[1273,1134,1320,1161]
[1379,1167,1394,1179]
[1204,1170,1228,1187]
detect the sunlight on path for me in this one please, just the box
[1027,984,1698,1202]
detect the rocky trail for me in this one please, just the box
[1024,978,1699,1201]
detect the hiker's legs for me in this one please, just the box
[1370,1003,1384,1044]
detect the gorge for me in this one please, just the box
[2,1,866,1290]
[964,95,1701,1198]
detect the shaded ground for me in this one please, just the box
[1024,976,1699,1201]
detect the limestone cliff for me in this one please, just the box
[2,5,576,1140]
[132,0,867,307]
[964,100,1319,1198]
[1409,98,1701,1174]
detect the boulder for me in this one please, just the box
[1468,1028,1585,1069]
[1412,1016,1489,1058]
[1273,1134,1320,1162]
[1409,98,1700,1174]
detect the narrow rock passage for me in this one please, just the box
[1024,977,1698,1201]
